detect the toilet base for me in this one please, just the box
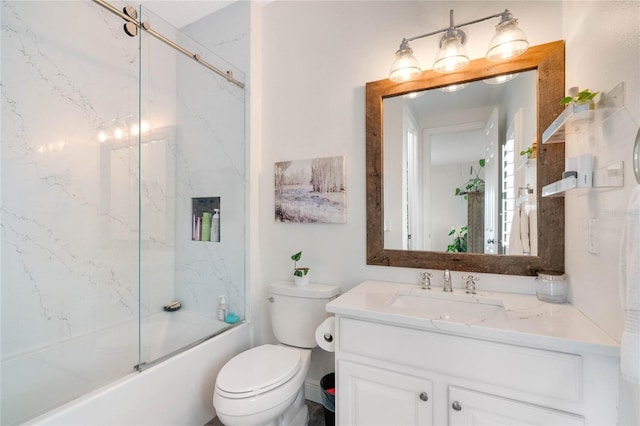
[278,387,308,426]
[216,387,308,426]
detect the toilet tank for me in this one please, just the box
[269,281,340,348]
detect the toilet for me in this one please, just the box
[213,281,339,426]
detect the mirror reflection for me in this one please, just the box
[383,71,538,256]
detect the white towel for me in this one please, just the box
[507,207,523,255]
[529,207,538,256]
[520,208,530,254]
[619,186,640,384]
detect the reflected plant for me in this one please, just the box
[455,159,485,200]
[446,226,468,253]
[520,146,534,157]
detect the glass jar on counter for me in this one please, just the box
[534,272,568,303]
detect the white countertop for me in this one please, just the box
[326,280,619,357]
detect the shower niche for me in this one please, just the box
[192,197,221,242]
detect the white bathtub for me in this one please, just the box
[3,312,250,425]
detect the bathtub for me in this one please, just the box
[3,312,250,425]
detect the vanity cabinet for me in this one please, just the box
[339,361,433,425]
[334,316,617,426]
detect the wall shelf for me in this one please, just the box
[542,161,625,198]
[542,176,577,197]
[517,157,536,171]
[542,82,625,145]
[542,103,594,144]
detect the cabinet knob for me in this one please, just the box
[419,392,429,402]
[451,401,462,411]
[267,297,274,303]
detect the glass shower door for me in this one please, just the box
[136,6,246,368]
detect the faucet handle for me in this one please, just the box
[462,275,479,294]
[419,271,433,290]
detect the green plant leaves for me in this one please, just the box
[561,89,598,105]
[291,251,309,275]
[446,226,468,253]
[294,267,309,277]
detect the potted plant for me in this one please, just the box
[561,88,598,121]
[561,88,599,108]
[291,251,310,286]
[455,159,485,200]
[519,146,535,159]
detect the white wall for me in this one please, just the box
[256,1,565,383]
[562,1,639,346]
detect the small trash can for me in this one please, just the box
[320,373,335,426]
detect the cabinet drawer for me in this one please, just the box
[448,386,584,425]
[338,317,582,403]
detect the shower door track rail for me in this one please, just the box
[92,0,245,89]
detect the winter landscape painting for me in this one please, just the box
[274,156,346,223]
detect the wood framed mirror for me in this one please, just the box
[366,40,565,275]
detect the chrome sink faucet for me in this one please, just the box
[443,269,452,292]
[463,275,479,294]
[419,271,433,290]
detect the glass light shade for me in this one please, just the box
[433,34,469,73]
[440,83,468,93]
[486,19,529,61]
[483,73,517,85]
[389,46,421,82]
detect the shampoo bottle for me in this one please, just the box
[201,212,212,241]
[217,295,227,321]
[212,209,220,242]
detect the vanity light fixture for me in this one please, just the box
[389,9,528,82]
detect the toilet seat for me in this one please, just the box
[215,344,302,399]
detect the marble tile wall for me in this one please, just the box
[1,0,246,364]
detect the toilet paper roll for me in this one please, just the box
[315,317,335,352]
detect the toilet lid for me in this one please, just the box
[216,344,301,396]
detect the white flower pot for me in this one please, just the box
[293,272,311,286]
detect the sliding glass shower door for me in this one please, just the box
[136,5,246,369]
[1,1,246,424]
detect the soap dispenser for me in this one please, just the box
[217,295,227,321]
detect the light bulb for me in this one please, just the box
[433,31,469,73]
[389,42,421,82]
[486,14,529,61]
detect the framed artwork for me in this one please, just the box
[274,156,346,223]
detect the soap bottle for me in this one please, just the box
[217,295,227,321]
[201,212,212,241]
[212,209,220,242]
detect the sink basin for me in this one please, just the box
[387,291,505,323]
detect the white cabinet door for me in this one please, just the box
[338,360,433,426]
[448,386,584,426]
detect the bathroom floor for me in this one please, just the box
[205,400,326,426]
